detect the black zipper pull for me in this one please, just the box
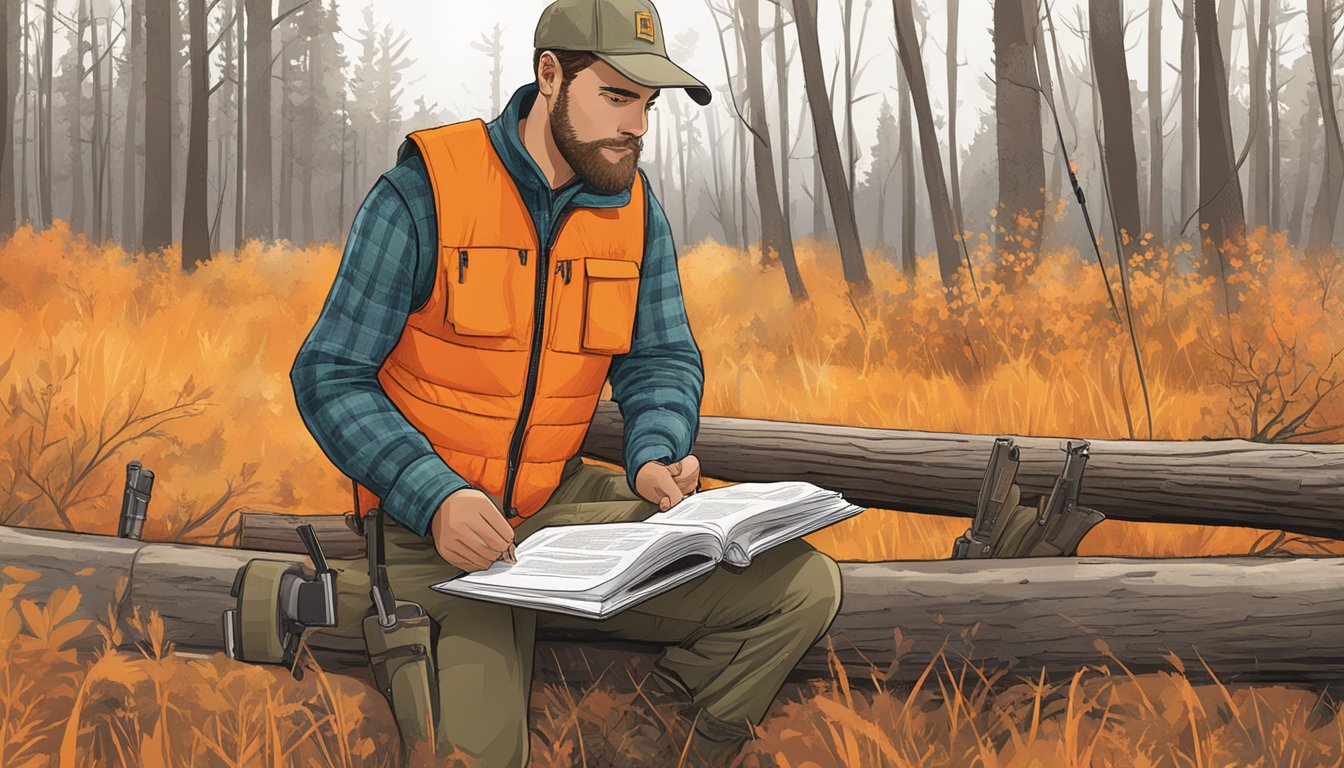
[458,250,468,283]
[519,249,528,266]
[563,260,573,284]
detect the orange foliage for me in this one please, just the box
[3,222,1344,765]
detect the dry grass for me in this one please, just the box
[2,219,1343,765]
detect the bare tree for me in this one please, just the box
[739,0,804,299]
[895,0,963,289]
[794,0,869,291]
[1246,0,1271,229]
[1305,0,1344,255]
[840,0,874,199]
[38,0,53,229]
[243,0,303,241]
[1091,0,1143,247]
[0,0,14,238]
[1288,92,1317,245]
[142,0,172,250]
[1148,0,1164,243]
[773,2,795,250]
[121,0,143,247]
[1180,0,1196,236]
[947,0,966,243]
[472,23,503,118]
[897,51,915,276]
[1195,0,1247,308]
[19,0,30,226]
[182,0,209,269]
[1267,2,1283,234]
[994,0,1045,282]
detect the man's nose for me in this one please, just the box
[620,107,649,140]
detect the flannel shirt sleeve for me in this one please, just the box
[607,173,706,497]
[290,175,471,537]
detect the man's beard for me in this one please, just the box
[550,81,643,194]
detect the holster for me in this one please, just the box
[354,497,440,753]
[362,601,439,747]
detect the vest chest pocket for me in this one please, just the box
[548,257,641,356]
[442,246,534,350]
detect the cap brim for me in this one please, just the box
[595,52,713,106]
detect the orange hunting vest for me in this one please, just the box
[350,119,646,528]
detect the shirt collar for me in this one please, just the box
[486,82,634,210]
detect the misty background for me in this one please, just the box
[0,0,1335,285]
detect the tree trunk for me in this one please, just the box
[741,0,804,300]
[181,0,209,270]
[244,0,273,241]
[1032,0,1063,214]
[233,1,244,250]
[1268,13,1281,235]
[794,0,869,291]
[0,0,14,239]
[69,2,87,236]
[10,525,1344,687]
[1090,0,1143,247]
[39,0,53,229]
[811,140,826,239]
[302,45,315,245]
[1288,96,1317,246]
[946,0,965,244]
[578,400,1344,538]
[89,2,104,243]
[121,0,142,249]
[897,55,915,277]
[1247,0,1270,231]
[1181,0,1197,241]
[993,0,1045,286]
[19,0,30,227]
[278,48,293,243]
[774,2,795,261]
[1306,0,1344,256]
[1195,0,1246,310]
[895,0,963,289]
[1147,0,1164,245]
[141,0,173,251]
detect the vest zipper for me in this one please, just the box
[501,212,575,518]
[555,259,573,284]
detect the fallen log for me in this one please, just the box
[6,524,1344,687]
[580,401,1344,539]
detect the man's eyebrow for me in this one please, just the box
[599,86,643,99]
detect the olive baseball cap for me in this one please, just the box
[534,0,713,106]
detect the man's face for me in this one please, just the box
[548,59,659,194]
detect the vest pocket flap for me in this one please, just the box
[582,258,640,355]
[443,246,532,344]
[584,258,640,280]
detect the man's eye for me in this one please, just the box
[605,94,626,105]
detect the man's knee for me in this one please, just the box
[780,546,844,641]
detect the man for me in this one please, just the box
[290,1,843,765]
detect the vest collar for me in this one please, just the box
[486,82,634,211]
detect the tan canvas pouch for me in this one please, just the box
[362,601,439,748]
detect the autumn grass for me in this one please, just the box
[2,220,1344,765]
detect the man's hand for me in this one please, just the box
[635,454,702,512]
[430,488,516,572]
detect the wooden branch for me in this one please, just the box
[576,401,1344,540]
[6,525,1344,687]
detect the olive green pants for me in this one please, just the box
[315,458,843,767]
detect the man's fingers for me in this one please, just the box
[481,502,516,544]
[654,474,685,511]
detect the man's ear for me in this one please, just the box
[537,51,560,98]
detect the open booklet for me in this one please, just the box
[430,480,865,620]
